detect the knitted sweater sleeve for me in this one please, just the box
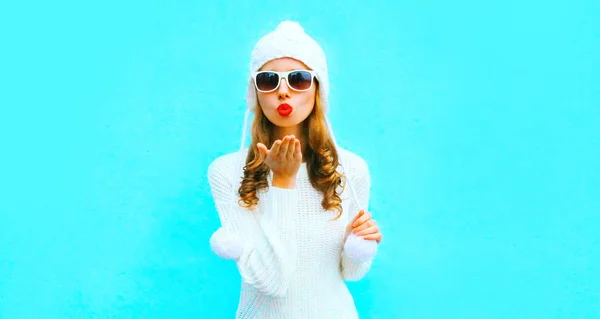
[340,155,375,281]
[207,155,298,298]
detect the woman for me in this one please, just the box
[207,20,383,318]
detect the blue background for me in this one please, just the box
[1,0,599,318]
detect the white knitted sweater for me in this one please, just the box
[207,147,375,318]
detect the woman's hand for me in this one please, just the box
[347,210,382,244]
[257,135,302,188]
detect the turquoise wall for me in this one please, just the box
[1,0,598,318]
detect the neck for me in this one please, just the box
[274,125,302,140]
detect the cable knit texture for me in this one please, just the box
[207,147,375,318]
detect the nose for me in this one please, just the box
[278,78,291,100]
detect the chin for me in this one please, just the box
[269,117,303,128]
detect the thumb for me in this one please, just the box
[346,210,364,231]
[256,143,268,157]
[351,209,364,224]
[346,210,362,230]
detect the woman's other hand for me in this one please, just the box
[347,210,382,244]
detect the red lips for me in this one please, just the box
[277,103,293,117]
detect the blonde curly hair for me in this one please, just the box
[237,87,345,220]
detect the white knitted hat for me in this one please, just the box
[245,20,329,114]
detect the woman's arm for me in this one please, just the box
[208,156,298,298]
[340,156,376,281]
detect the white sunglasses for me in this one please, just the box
[252,70,318,93]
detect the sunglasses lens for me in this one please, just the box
[288,71,313,91]
[255,72,279,91]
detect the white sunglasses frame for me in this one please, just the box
[251,70,318,93]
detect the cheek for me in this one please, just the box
[296,89,316,104]
[257,92,275,109]
[298,91,316,110]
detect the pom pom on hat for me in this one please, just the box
[275,20,305,33]
[246,20,329,114]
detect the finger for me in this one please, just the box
[356,225,379,237]
[287,136,296,159]
[271,140,282,157]
[346,210,364,231]
[352,219,375,233]
[350,210,364,224]
[279,136,290,157]
[293,139,302,160]
[352,211,372,228]
[256,143,268,157]
[363,233,382,243]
